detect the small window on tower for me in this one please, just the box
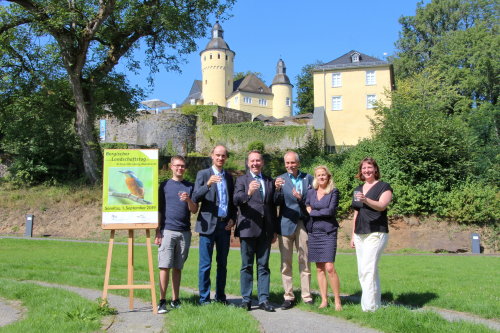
[226,55,228,60]
[210,54,212,59]
[218,53,220,59]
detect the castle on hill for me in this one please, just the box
[182,22,293,119]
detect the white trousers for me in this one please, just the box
[354,232,388,312]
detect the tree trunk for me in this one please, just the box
[68,73,101,184]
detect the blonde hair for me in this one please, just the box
[312,165,335,194]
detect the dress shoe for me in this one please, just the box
[281,300,294,310]
[215,299,229,305]
[258,301,275,312]
[240,301,251,311]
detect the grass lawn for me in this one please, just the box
[0,278,113,333]
[0,238,498,332]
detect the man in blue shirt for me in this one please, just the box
[274,151,313,309]
[155,156,198,314]
[193,145,236,305]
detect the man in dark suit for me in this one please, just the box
[274,151,313,310]
[234,150,277,312]
[193,145,236,305]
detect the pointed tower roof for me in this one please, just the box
[204,21,232,51]
[271,58,292,86]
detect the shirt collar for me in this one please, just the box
[288,171,303,180]
[250,171,262,179]
[212,165,224,176]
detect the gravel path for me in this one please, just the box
[34,282,164,333]
[0,298,24,327]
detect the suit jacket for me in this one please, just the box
[233,172,277,239]
[274,172,313,236]
[304,188,340,234]
[193,167,236,235]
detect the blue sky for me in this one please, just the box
[120,0,420,111]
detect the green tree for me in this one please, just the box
[294,62,321,114]
[234,71,264,82]
[392,0,499,104]
[0,0,235,183]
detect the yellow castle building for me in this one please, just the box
[183,22,293,119]
[313,50,394,152]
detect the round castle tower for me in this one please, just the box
[271,58,293,118]
[200,22,235,106]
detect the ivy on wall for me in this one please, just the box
[207,122,309,149]
[181,105,312,154]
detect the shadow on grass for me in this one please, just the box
[394,292,438,308]
[341,290,438,309]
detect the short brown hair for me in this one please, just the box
[170,155,186,165]
[355,157,380,181]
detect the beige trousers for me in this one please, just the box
[278,219,312,302]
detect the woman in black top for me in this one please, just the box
[350,157,392,312]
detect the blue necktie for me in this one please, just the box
[255,175,264,200]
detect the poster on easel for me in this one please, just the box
[102,149,159,229]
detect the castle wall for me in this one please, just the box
[101,112,197,155]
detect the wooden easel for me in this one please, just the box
[102,224,158,314]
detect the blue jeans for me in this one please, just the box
[240,233,271,303]
[198,221,231,303]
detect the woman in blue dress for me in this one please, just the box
[305,165,342,311]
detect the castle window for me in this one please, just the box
[367,94,376,109]
[228,80,230,86]
[331,96,342,111]
[258,99,267,106]
[351,53,360,62]
[332,73,341,87]
[218,53,220,59]
[190,99,196,105]
[226,55,228,60]
[205,80,207,84]
[210,54,212,59]
[244,96,252,104]
[286,97,291,106]
[204,56,206,61]
[259,87,263,93]
[366,70,376,85]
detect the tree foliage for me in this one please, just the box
[234,71,264,83]
[392,0,499,104]
[0,0,235,183]
[294,62,322,115]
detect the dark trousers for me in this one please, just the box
[198,221,231,303]
[240,232,271,303]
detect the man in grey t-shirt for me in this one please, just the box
[154,156,198,313]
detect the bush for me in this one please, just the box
[437,180,500,224]
[247,141,265,153]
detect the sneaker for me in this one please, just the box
[170,299,181,309]
[158,299,168,314]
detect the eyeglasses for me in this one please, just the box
[172,164,186,168]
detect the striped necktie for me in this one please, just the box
[254,175,264,200]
